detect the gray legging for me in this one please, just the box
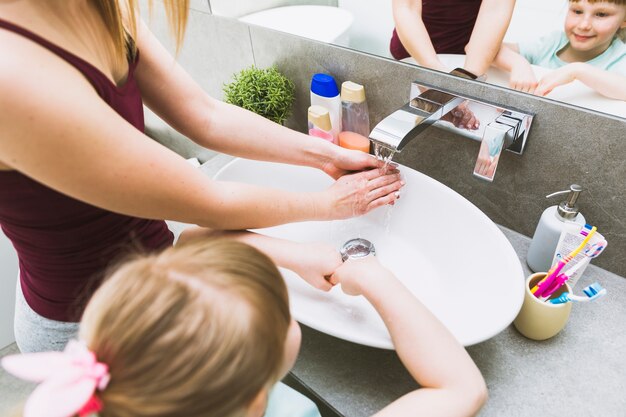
[14,279,78,353]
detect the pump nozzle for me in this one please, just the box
[546,184,583,220]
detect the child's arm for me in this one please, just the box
[493,43,538,93]
[536,62,626,100]
[177,227,341,291]
[463,0,516,77]
[330,257,487,417]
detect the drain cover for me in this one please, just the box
[340,238,376,261]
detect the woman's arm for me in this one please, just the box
[134,21,380,179]
[391,0,447,71]
[536,62,626,100]
[331,258,487,417]
[0,44,401,230]
[463,0,516,77]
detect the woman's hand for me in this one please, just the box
[320,146,384,179]
[289,242,343,291]
[322,168,404,218]
[329,256,394,296]
[441,101,480,130]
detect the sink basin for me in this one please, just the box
[239,6,353,46]
[214,158,524,348]
[403,54,626,118]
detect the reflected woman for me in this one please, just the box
[391,0,516,77]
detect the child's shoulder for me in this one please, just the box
[517,30,566,65]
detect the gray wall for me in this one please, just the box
[144,4,626,276]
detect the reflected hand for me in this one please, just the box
[324,167,404,219]
[290,242,343,291]
[509,61,538,94]
[474,142,500,178]
[535,64,580,97]
[441,101,480,130]
[329,256,394,296]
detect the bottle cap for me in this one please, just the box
[341,81,366,103]
[308,105,332,131]
[311,74,339,98]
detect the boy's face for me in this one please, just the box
[565,1,626,55]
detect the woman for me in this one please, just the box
[391,0,516,77]
[0,0,404,352]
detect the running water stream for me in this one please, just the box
[330,143,399,248]
[373,143,398,234]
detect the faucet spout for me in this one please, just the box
[369,83,465,152]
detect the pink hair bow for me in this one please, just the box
[1,340,110,417]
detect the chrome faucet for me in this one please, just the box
[369,80,534,182]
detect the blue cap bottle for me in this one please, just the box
[310,74,342,142]
[311,73,340,98]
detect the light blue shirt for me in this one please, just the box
[518,30,626,75]
[265,382,322,417]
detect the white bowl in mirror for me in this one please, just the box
[239,5,353,46]
[402,54,626,119]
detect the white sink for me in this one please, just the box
[239,6,353,46]
[403,54,626,118]
[214,158,524,348]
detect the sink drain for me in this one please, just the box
[340,238,376,261]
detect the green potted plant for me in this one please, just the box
[223,65,295,125]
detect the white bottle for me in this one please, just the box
[526,185,586,273]
[310,73,342,144]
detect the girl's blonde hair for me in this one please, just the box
[93,0,189,63]
[80,238,291,417]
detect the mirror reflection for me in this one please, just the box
[208,0,626,119]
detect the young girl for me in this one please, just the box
[0,0,403,353]
[2,238,487,417]
[495,0,626,99]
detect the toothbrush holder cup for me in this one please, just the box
[513,272,572,341]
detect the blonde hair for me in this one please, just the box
[93,0,189,63]
[80,239,291,417]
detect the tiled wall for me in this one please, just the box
[143,4,626,277]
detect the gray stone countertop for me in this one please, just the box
[200,157,626,417]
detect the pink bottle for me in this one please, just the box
[308,105,334,143]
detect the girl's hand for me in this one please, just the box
[329,256,394,296]
[322,168,404,218]
[509,61,538,93]
[289,242,343,291]
[535,64,581,96]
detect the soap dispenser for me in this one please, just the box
[526,184,586,273]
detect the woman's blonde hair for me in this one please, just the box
[80,238,291,417]
[93,0,189,62]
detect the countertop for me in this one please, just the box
[200,157,626,417]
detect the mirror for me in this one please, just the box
[207,0,626,119]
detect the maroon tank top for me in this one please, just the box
[390,0,483,60]
[0,18,174,322]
